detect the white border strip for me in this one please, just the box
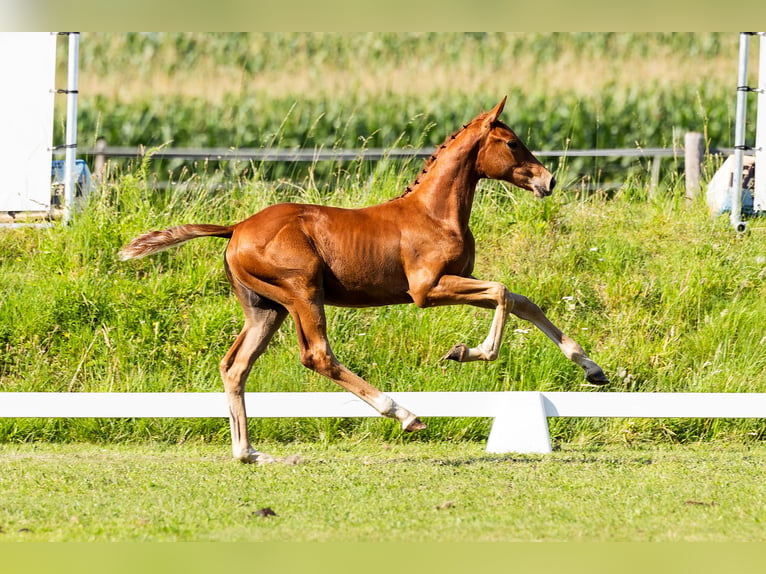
[2,392,765,454]
[2,391,765,419]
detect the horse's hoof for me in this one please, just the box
[403,417,427,432]
[585,366,610,386]
[442,343,468,362]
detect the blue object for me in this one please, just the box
[710,188,754,216]
[51,159,92,196]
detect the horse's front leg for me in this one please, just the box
[504,291,608,385]
[417,276,609,385]
[441,282,510,362]
[411,275,510,362]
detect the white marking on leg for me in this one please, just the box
[560,334,587,364]
[371,393,420,430]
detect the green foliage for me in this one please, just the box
[6,32,764,445]
[64,32,744,188]
[73,33,734,77]
[79,88,739,152]
[2,160,766,444]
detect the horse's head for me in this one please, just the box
[475,96,555,198]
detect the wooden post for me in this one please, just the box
[684,132,705,200]
[649,155,661,198]
[94,137,107,180]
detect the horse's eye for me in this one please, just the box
[507,140,518,150]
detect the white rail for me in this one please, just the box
[2,391,765,454]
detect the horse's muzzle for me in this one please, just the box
[533,176,555,198]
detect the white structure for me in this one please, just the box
[60,32,80,222]
[0,33,57,214]
[2,391,765,454]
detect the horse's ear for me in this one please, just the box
[484,96,507,127]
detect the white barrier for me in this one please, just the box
[2,391,765,454]
[0,33,56,213]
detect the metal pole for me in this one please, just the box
[755,33,766,212]
[731,33,750,232]
[62,32,80,223]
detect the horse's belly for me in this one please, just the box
[322,266,412,308]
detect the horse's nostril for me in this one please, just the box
[549,177,556,192]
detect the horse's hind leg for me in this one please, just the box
[289,298,426,432]
[221,288,288,463]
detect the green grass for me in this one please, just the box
[0,441,764,542]
[2,32,766,548]
[4,32,766,446]
[2,158,766,445]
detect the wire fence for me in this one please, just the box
[84,143,732,162]
[59,138,743,195]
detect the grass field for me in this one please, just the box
[2,158,766,445]
[2,32,766,550]
[1,440,764,542]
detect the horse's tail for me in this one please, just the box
[118,224,234,260]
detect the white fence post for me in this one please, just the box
[485,392,552,454]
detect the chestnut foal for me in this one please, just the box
[120,97,608,463]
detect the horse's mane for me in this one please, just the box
[393,111,490,200]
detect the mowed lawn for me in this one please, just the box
[1,440,763,542]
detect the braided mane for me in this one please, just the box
[393,110,490,200]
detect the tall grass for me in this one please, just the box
[63,33,748,189]
[2,153,766,445]
[7,33,763,446]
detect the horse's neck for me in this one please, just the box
[407,135,481,232]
